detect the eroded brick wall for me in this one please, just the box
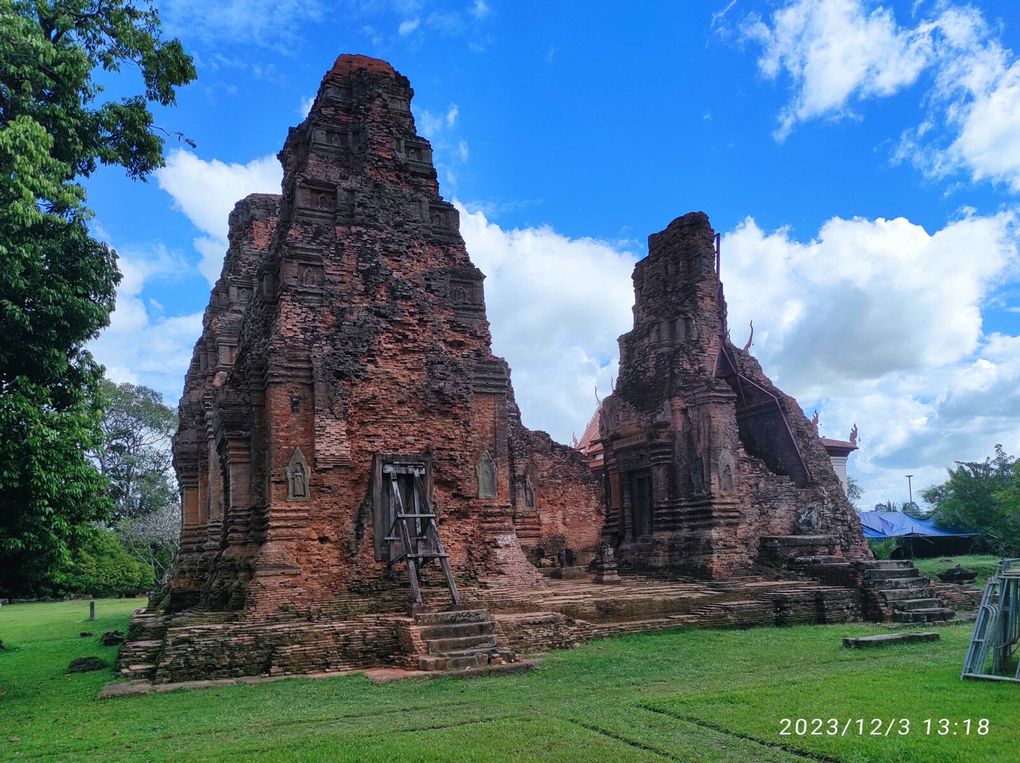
[600,212,870,577]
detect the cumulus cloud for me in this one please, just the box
[457,203,637,442]
[739,0,1020,190]
[721,210,1020,506]
[906,9,1020,192]
[89,244,203,405]
[742,0,933,140]
[156,150,283,284]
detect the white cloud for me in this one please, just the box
[740,1,1020,191]
[298,95,315,117]
[742,0,934,140]
[470,0,490,19]
[160,0,323,49]
[89,244,203,406]
[721,210,1020,506]
[417,104,460,139]
[917,10,1020,192]
[155,150,283,284]
[398,18,421,36]
[457,203,637,442]
[456,139,469,161]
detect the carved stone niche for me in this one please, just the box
[477,451,497,499]
[281,247,325,296]
[295,182,337,221]
[228,282,252,305]
[217,341,237,368]
[386,92,410,113]
[523,469,537,510]
[286,448,310,501]
[313,127,349,156]
[324,83,352,103]
[428,202,460,240]
[403,138,434,171]
[450,270,485,318]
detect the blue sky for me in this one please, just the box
[86,0,1020,508]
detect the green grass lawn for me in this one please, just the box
[914,554,1001,587]
[1,598,1017,762]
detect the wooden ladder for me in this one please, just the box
[383,464,461,608]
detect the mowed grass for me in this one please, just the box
[914,554,1002,587]
[1,598,1017,762]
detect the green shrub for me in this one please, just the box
[868,538,899,560]
[50,529,154,597]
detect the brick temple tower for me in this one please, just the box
[599,212,870,576]
[165,55,600,625]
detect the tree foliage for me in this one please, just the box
[94,379,177,522]
[50,526,154,596]
[92,379,180,581]
[0,1,195,596]
[923,445,1020,556]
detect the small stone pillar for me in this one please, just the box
[593,541,621,584]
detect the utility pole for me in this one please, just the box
[906,474,914,507]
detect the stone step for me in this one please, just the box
[418,621,495,640]
[867,577,929,590]
[880,587,936,602]
[844,632,940,648]
[793,555,842,566]
[860,560,915,570]
[893,607,955,623]
[893,597,943,611]
[418,654,486,672]
[118,663,156,679]
[442,646,503,658]
[414,608,491,626]
[865,568,922,580]
[427,634,498,654]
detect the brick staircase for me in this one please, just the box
[861,560,955,623]
[398,608,515,671]
[116,611,169,680]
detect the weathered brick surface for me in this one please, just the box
[122,58,875,685]
[932,582,983,612]
[508,392,605,564]
[132,54,612,683]
[599,212,871,577]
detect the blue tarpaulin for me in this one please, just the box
[859,510,977,539]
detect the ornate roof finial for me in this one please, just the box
[811,410,819,430]
[742,320,754,352]
[849,423,858,446]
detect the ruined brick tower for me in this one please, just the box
[118,58,886,685]
[168,55,602,625]
[599,212,871,576]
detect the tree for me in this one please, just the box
[94,379,177,522]
[0,1,195,596]
[92,379,180,581]
[923,445,1020,555]
[115,501,179,582]
[846,475,863,509]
